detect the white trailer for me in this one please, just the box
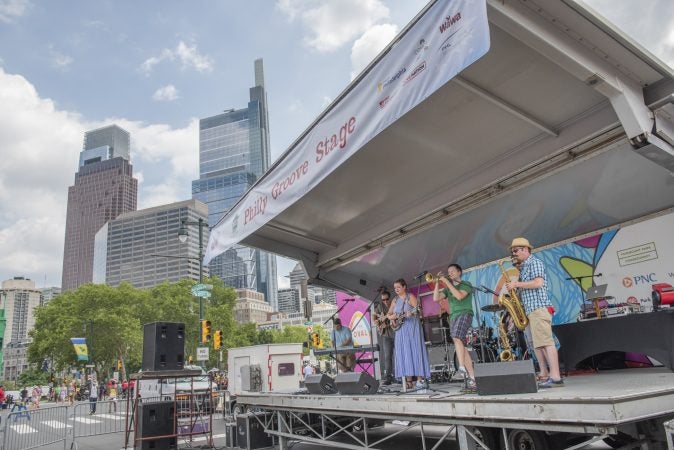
[226,343,303,416]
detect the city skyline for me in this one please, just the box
[0,0,672,289]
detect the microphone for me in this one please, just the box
[595,273,602,277]
[413,270,428,280]
[480,285,499,296]
[342,298,355,302]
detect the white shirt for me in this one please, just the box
[303,365,314,377]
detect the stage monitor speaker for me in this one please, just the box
[137,401,175,439]
[237,412,273,449]
[334,372,379,395]
[140,437,177,450]
[142,322,185,371]
[305,374,336,394]
[474,360,537,395]
[423,316,446,345]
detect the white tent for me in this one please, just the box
[206,0,674,296]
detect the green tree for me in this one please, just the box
[17,368,50,387]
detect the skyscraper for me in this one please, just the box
[93,199,209,289]
[62,125,138,291]
[192,59,278,309]
[1,277,41,380]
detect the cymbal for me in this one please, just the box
[481,304,505,312]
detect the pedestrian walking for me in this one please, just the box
[89,380,98,415]
[108,381,118,413]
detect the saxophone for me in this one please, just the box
[498,258,529,331]
[498,314,514,361]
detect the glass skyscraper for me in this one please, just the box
[193,59,278,310]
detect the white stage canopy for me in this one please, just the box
[206,0,674,296]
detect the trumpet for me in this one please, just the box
[425,272,445,283]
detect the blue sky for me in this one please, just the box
[0,0,672,290]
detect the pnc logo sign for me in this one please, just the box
[622,277,633,288]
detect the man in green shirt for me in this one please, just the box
[433,263,476,390]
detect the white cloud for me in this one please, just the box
[140,41,214,75]
[0,67,198,286]
[350,23,398,80]
[152,84,179,101]
[49,46,73,69]
[277,0,390,52]
[0,0,30,23]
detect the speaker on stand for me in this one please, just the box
[142,322,185,371]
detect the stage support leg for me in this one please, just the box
[277,410,288,450]
[457,425,478,450]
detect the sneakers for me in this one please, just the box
[461,378,477,393]
[457,366,468,378]
[415,380,428,390]
[538,377,564,388]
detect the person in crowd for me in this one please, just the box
[303,362,314,379]
[387,278,430,391]
[0,385,5,409]
[89,380,98,415]
[121,379,129,398]
[108,381,118,413]
[433,263,477,391]
[506,237,564,388]
[373,288,395,385]
[331,318,355,372]
[20,386,28,404]
[31,385,41,409]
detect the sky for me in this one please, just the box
[0,0,673,291]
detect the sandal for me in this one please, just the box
[536,374,549,382]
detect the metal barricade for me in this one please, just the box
[665,418,674,450]
[2,404,69,450]
[70,399,129,445]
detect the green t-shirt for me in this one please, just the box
[443,280,474,321]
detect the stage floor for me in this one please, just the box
[236,368,674,433]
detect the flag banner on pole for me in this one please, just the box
[71,338,89,361]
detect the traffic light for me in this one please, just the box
[201,319,212,343]
[117,359,122,370]
[312,332,321,348]
[213,330,223,350]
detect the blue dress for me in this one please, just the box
[393,295,430,378]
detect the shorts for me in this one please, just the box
[335,353,355,372]
[529,307,554,348]
[450,313,473,341]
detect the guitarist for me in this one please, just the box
[373,289,395,385]
[433,264,477,391]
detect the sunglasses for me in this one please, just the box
[511,247,526,254]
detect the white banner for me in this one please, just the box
[205,0,490,264]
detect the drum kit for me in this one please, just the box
[426,303,525,383]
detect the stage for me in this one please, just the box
[232,368,674,449]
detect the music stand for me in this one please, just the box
[585,284,608,319]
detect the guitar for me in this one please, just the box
[389,305,421,331]
[373,315,391,334]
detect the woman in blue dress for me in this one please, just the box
[387,278,430,390]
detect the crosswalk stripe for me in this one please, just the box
[73,417,101,424]
[94,413,123,420]
[43,420,72,429]
[10,423,38,434]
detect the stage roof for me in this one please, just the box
[207,0,674,295]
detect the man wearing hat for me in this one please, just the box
[331,318,355,372]
[505,237,563,388]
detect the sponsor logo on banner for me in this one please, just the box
[404,61,426,85]
[622,277,633,288]
[439,11,462,34]
[633,273,657,285]
[413,38,430,61]
[377,67,406,92]
[378,95,392,110]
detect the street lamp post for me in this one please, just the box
[178,218,207,366]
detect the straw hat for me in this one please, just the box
[510,237,533,250]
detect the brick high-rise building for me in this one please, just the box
[62,125,138,291]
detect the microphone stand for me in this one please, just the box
[475,285,499,364]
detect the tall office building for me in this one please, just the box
[62,125,138,291]
[277,288,301,314]
[93,199,209,289]
[1,277,41,380]
[192,59,278,309]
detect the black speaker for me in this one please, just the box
[140,437,177,450]
[305,374,336,394]
[142,322,185,371]
[334,372,379,395]
[137,401,175,439]
[423,316,446,345]
[237,412,273,449]
[474,360,537,395]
